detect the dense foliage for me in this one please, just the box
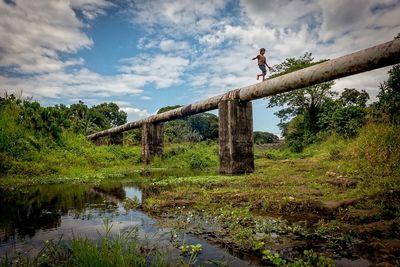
[319,88,369,137]
[0,96,126,139]
[371,64,400,124]
[254,131,279,144]
[157,105,219,142]
[267,53,336,151]
[267,53,399,152]
[0,96,131,178]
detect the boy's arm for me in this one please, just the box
[265,60,273,71]
[252,55,258,60]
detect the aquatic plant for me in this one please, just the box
[178,243,203,266]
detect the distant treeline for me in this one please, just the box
[122,105,279,145]
[0,96,127,140]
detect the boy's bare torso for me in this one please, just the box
[257,54,266,65]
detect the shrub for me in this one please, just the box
[188,151,212,170]
[346,123,400,176]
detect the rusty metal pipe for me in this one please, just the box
[87,38,400,140]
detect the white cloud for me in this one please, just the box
[159,39,190,51]
[318,0,400,41]
[239,0,319,28]
[113,101,132,107]
[140,96,152,100]
[332,67,390,101]
[137,37,159,50]
[127,0,227,34]
[186,0,399,101]
[199,34,225,47]
[0,0,102,74]
[119,55,189,88]
[119,107,150,118]
[195,17,221,32]
[70,0,112,20]
[318,0,367,41]
[114,100,150,119]
[0,68,143,99]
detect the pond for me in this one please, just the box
[0,182,257,266]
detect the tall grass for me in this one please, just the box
[0,220,167,267]
[151,141,219,171]
[260,122,400,179]
[345,123,400,177]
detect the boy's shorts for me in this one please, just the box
[259,64,266,75]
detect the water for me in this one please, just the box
[0,183,256,266]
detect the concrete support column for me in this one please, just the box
[109,133,123,145]
[142,123,164,164]
[218,100,254,174]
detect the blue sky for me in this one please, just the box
[1,0,399,135]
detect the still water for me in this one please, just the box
[0,183,255,266]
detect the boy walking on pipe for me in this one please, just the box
[252,48,272,81]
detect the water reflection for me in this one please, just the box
[0,184,121,247]
[0,182,252,266]
[124,186,142,204]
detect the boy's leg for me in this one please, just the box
[259,65,267,81]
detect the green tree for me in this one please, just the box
[67,101,127,135]
[373,64,400,124]
[157,105,191,142]
[90,103,127,129]
[158,105,219,142]
[319,88,369,137]
[187,113,219,140]
[164,120,197,142]
[124,128,142,145]
[267,53,335,151]
[254,131,279,144]
[15,99,70,140]
[157,105,182,114]
[68,101,96,134]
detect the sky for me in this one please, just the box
[0,0,399,135]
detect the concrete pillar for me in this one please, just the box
[219,100,254,174]
[142,123,164,164]
[109,133,123,145]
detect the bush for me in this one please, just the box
[0,152,14,174]
[188,151,213,170]
[151,141,218,171]
[346,123,400,176]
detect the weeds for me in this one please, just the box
[178,243,203,265]
[261,249,334,267]
[0,219,169,267]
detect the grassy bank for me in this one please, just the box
[0,138,220,188]
[0,132,142,187]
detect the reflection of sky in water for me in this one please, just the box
[124,186,142,204]
[0,184,252,266]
